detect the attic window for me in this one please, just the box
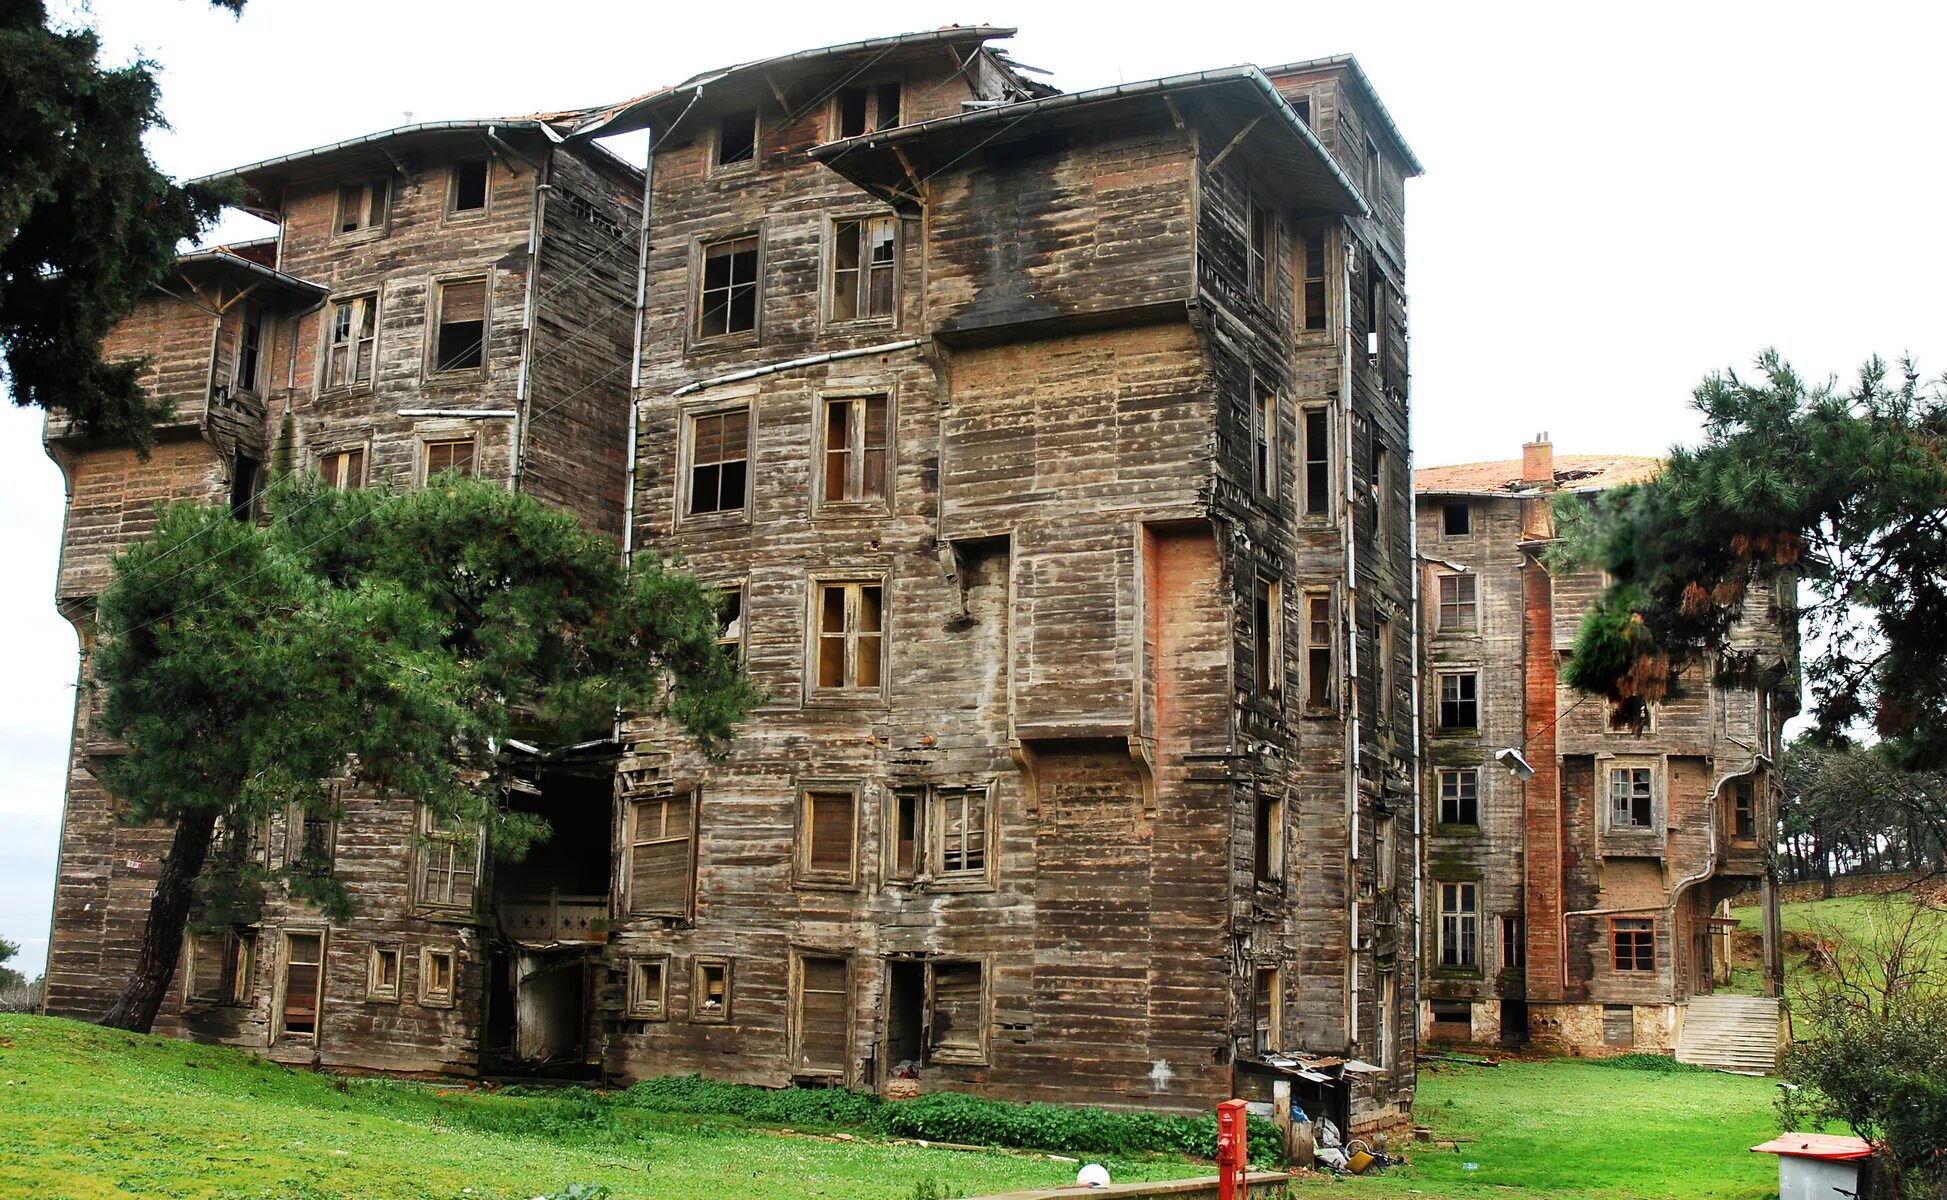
[450,160,488,213]
[717,109,757,168]
[835,83,902,139]
[335,180,388,236]
[1443,502,1471,536]
[1292,94,1313,128]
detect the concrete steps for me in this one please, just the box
[1676,994,1786,1074]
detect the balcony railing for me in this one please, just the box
[498,892,609,943]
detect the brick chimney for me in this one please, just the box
[1521,432,1554,486]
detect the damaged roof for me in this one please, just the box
[1414,455,1665,496]
[808,66,1370,219]
[1261,53,1424,176]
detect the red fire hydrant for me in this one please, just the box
[1216,1098,1249,1200]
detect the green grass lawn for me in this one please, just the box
[1728,890,1947,1012]
[0,1015,1190,1199]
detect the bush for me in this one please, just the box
[1589,1053,1711,1074]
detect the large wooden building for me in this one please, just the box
[41,28,1422,1130]
[1414,438,1792,1056]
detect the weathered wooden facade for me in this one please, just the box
[42,29,1423,1128]
[1414,440,1792,1054]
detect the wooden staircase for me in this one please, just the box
[1676,994,1787,1074]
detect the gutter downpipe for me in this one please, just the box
[509,129,550,495]
[1343,225,1361,1050]
[1406,331,1423,1059]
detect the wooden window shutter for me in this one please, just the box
[629,791,693,917]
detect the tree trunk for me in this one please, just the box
[99,808,219,1032]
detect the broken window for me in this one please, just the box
[830,217,897,322]
[818,393,890,505]
[627,790,695,917]
[1377,969,1397,1067]
[1438,573,1478,631]
[833,82,902,138]
[1248,199,1276,303]
[933,786,989,880]
[1363,135,1381,211]
[692,956,731,1022]
[1251,575,1280,697]
[229,453,260,521]
[279,931,324,1040]
[1252,966,1279,1054]
[1372,441,1392,549]
[698,236,759,338]
[317,446,366,490]
[1732,778,1757,840]
[928,960,984,1062]
[367,944,401,1002]
[417,808,480,913]
[449,159,489,214]
[1611,918,1654,972]
[889,786,923,882]
[1303,589,1333,710]
[686,407,750,517]
[1378,616,1396,724]
[1250,378,1278,499]
[185,928,254,1006]
[432,278,487,373]
[716,109,757,168]
[1438,672,1478,729]
[235,307,264,394]
[1443,502,1471,536]
[1438,882,1479,969]
[283,800,335,875]
[1300,231,1327,332]
[1291,94,1313,128]
[422,438,476,480]
[420,946,456,1007]
[1438,768,1479,827]
[1609,766,1655,829]
[335,179,388,236]
[1253,790,1283,883]
[796,788,859,887]
[716,583,745,659]
[813,581,885,693]
[1366,260,1385,367]
[1301,406,1331,517]
[627,956,668,1020]
[1375,812,1396,891]
[791,953,851,1077]
[324,294,377,388]
[887,783,993,886]
[1502,914,1525,971]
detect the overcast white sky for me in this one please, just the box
[4,0,1944,976]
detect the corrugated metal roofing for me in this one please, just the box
[1414,454,1664,496]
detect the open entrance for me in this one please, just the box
[485,760,613,1078]
[1499,998,1529,1043]
[885,960,926,1084]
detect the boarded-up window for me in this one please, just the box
[1611,919,1654,972]
[1438,672,1478,729]
[335,179,387,235]
[417,809,480,912]
[813,581,884,693]
[819,394,889,504]
[420,946,456,1007]
[433,279,487,373]
[1252,575,1280,696]
[318,446,365,490]
[692,957,731,1022]
[687,408,750,516]
[368,944,401,1001]
[928,960,983,1061]
[1304,591,1333,710]
[830,218,896,321]
[1378,970,1398,1066]
[833,83,901,138]
[1251,379,1278,498]
[1438,573,1478,631]
[1301,231,1327,331]
[422,438,476,480]
[280,932,323,1040]
[1428,999,1471,1040]
[1253,966,1280,1054]
[797,789,858,887]
[1372,441,1393,547]
[1609,767,1655,829]
[324,295,377,388]
[628,956,668,1019]
[628,791,695,917]
[449,160,488,213]
[186,930,252,1005]
[1438,882,1478,970]
[791,954,850,1076]
[1603,1003,1635,1047]
[698,236,759,337]
[716,110,756,167]
[1438,768,1479,827]
[1301,406,1331,518]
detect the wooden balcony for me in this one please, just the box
[498,892,610,944]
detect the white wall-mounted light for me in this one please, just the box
[1496,747,1536,781]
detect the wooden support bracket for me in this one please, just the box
[1206,115,1265,173]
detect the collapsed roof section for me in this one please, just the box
[1414,455,1665,497]
[808,66,1370,219]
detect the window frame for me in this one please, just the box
[691,955,733,1023]
[1298,228,1329,334]
[233,305,266,397]
[694,233,763,344]
[1253,789,1285,884]
[788,949,854,1080]
[1437,670,1480,730]
[1437,881,1480,972]
[625,788,697,919]
[1247,197,1277,305]
[1251,574,1282,698]
[825,213,900,327]
[793,782,862,890]
[831,80,903,140]
[320,292,379,392]
[1610,917,1655,973]
[415,806,482,916]
[1377,616,1396,726]
[929,783,995,889]
[806,575,889,703]
[1301,586,1336,713]
[1437,572,1479,633]
[316,444,368,491]
[1731,777,1758,842]
[332,178,390,241]
[419,437,478,484]
[274,928,327,1043]
[1252,965,1281,1055]
[1437,766,1480,828]
[813,389,893,513]
[925,957,989,1065]
[183,927,256,1007]
[1249,375,1279,501]
[715,580,747,661]
[712,108,759,174]
[446,158,491,220]
[427,273,491,378]
[1607,763,1658,831]
[1300,404,1333,521]
[419,945,457,1009]
[680,399,756,525]
[1442,502,1472,537]
[367,943,402,1003]
[1501,914,1526,972]
[627,955,670,1020]
[282,799,337,876]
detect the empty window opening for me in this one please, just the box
[814,581,884,691]
[693,957,731,1021]
[1732,778,1757,840]
[1438,768,1479,827]
[1438,672,1478,729]
[1366,260,1384,363]
[1252,967,1280,1054]
[423,438,476,480]
[835,82,902,138]
[335,180,387,235]
[687,407,750,516]
[891,786,922,881]
[280,932,323,1039]
[1249,200,1276,303]
[1439,882,1479,969]
[421,946,456,1007]
[1301,231,1327,332]
[318,446,365,490]
[798,789,859,886]
[1292,95,1313,128]
[450,159,488,213]
[495,765,613,942]
[368,944,401,1001]
[324,294,377,388]
[434,278,487,372]
[1250,379,1278,498]
[1502,914,1526,971]
[1372,441,1392,545]
[229,453,260,521]
[699,236,759,337]
[1251,575,1281,697]
[791,954,851,1077]
[284,800,335,874]
[1301,407,1331,516]
[1609,767,1654,829]
[1443,502,1471,536]
[1611,919,1654,972]
[628,956,668,1020]
[886,960,925,1072]
[1304,590,1333,709]
[185,929,255,1006]
[1254,791,1284,883]
[627,789,695,918]
[820,394,889,504]
[1363,134,1381,209]
[716,109,757,167]
[235,308,264,394]
[1438,573,1478,631]
[716,584,745,658]
[831,217,896,321]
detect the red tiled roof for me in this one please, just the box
[1751,1133,1874,1161]
[1414,454,1663,495]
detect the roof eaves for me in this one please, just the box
[173,250,328,301]
[807,65,1371,219]
[1260,52,1423,176]
[185,119,548,189]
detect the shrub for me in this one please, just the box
[1589,1053,1711,1074]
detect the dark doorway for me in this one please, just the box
[1499,999,1529,1043]
[885,960,925,1079]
